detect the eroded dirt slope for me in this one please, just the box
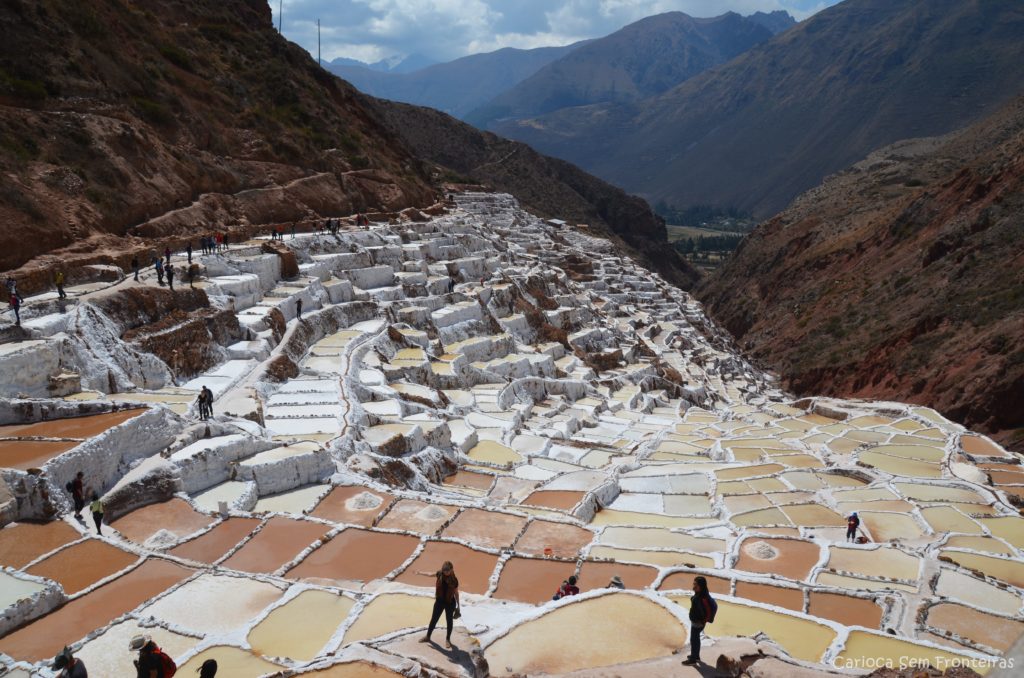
[700,95,1024,451]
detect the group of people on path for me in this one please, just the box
[196,386,215,420]
[52,635,218,677]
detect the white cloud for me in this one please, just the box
[272,0,841,65]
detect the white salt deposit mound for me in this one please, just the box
[143,529,182,550]
[744,540,780,560]
[346,491,383,511]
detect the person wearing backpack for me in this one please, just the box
[682,575,717,666]
[130,635,177,677]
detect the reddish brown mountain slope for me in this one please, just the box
[699,95,1024,451]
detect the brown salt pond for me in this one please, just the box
[961,435,1010,457]
[513,519,594,558]
[734,538,821,580]
[247,589,355,661]
[0,408,144,440]
[0,440,81,471]
[220,516,328,574]
[734,581,803,611]
[168,516,261,564]
[310,484,393,526]
[0,558,192,662]
[441,508,526,549]
[0,520,79,568]
[287,528,419,583]
[376,499,458,534]
[109,498,215,544]
[394,540,499,594]
[925,603,1024,652]
[485,593,686,676]
[576,561,658,591]
[808,591,883,628]
[443,470,495,491]
[493,557,577,604]
[25,539,138,595]
[521,490,585,511]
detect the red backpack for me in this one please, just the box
[152,647,176,677]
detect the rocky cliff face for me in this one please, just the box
[700,95,1024,451]
[0,0,437,274]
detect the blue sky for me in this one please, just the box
[270,0,843,65]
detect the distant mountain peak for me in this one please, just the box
[746,10,797,34]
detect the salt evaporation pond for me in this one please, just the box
[0,194,1020,676]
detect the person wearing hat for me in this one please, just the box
[198,659,217,677]
[52,646,88,677]
[130,634,172,677]
[608,575,625,589]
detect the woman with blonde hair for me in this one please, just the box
[418,560,461,648]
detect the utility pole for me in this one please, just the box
[278,0,282,33]
[317,19,321,65]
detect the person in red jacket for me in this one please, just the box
[553,575,580,600]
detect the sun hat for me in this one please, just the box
[129,634,151,651]
[610,575,624,586]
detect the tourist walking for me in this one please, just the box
[5,276,22,303]
[188,263,198,289]
[55,270,67,299]
[166,264,174,291]
[52,646,87,677]
[291,221,297,239]
[132,256,140,281]
[682,575,717,666]
[164,247,172,266]
[70,471,85,519]
[154,257,164,286]
[553,575,579,600]
[198,659,218,677]
[130,635,176,678]
[201,386,214,419]
[847,512,860,542]
[295,298,303,319]
[8,292,20,326]
[418,561,461,648]
[90,492,104,535]
[186,242,193,264]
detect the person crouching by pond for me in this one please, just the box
[683,575,716,666]
[417,560,461,648]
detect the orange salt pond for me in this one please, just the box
[287,527,419,583]
[0,408,144,439]
[735,538,821,580]
[493,557,577,604]
[141,573,282,635]
[0,520,79,568]
[808,591,883,628]
[443,470,495,491]
[310,485,393,526]
[926,602,1024,652]
[168,516,261,563]
[576,561,658,590]
[0,440,81,471]
[513,519,593,558]
[395,540,499,594]
[220,516,328,574]
[376,499,458,534]
[109,498,214,544]
[441,508,526,549]
[25,539,137,595]
[248,589,355,661]
[734,581,803,611]
[0,559,192,662]
[485,593,685,676]
[521,489,585,511]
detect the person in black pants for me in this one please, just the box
[683,575,714,666]
[418,561,460,648]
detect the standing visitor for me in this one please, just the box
[90,492,104,535]
[55,270,67,299]
[291,221,297,239]
[166,264,175,291]
[71,471,85,519]
[5,276,22,302]
[295,298,303,319]
[164,247,171,266]
[154,257,164,286]
[9,292,20,327]
[418,561,461,648]
[201,386,214,419]
[682,576,717,666]
[186,242,193,264]
[847,512,860,542]
[132,256,140,281]
[188,263,198,289]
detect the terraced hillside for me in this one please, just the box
[0,195,1020,677]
